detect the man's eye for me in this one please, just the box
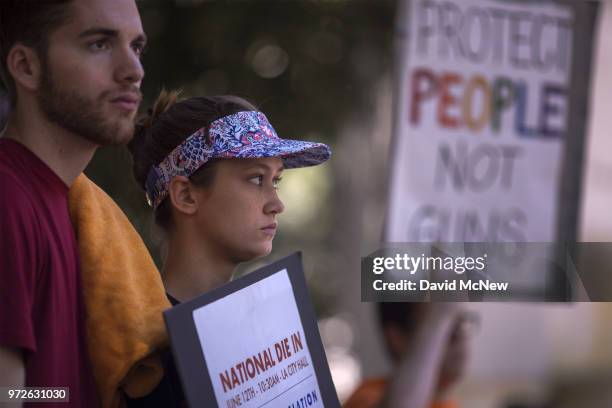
[133,43,147,57]
[89,40,110,52]
[249,175,264,186]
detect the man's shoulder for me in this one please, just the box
[0,170,38,218]
[0,169,31,196]
[0,139,39,187]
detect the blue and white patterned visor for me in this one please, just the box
[145,110,331,208]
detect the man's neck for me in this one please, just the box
[2,108,97,187]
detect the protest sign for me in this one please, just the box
[388,0,579,243]
[164,253,340,408]
[384,0,599,300]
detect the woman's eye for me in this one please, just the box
[273,177,282,189]
[249,175,264,186]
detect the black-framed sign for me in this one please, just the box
[164,252,340,408]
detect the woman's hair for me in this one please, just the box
[128,90,257,230]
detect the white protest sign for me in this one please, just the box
[193,270,323,408]
[387,0,574,243]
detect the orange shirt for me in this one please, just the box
[343,378,457,408]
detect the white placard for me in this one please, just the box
[193,270,323,408]
[388,0,574,243]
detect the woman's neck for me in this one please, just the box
[162,232,237,302]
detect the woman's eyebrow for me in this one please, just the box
[244,163,284,173]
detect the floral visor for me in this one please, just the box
[145,110,332,208]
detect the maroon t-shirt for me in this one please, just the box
[0,138,98,407]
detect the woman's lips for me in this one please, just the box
[261,223,278,236]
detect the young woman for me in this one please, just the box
[126,90,331,406]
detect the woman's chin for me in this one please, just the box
[255,244,273,259]
[235,244,272,263]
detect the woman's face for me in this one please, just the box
[192,157,285,263]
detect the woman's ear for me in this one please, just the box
[168,176,198,215]
[7,44,43,93]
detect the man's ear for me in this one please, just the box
[6,44,43,93]
[168,176,198,216]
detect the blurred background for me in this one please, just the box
[2,0,612,407]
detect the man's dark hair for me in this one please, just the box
[377,302,423,332]
[0,0,73,107]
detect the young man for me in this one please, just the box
[0,0,146,405]
[344,303,475,408]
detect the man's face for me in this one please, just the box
[39,0,145,146]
